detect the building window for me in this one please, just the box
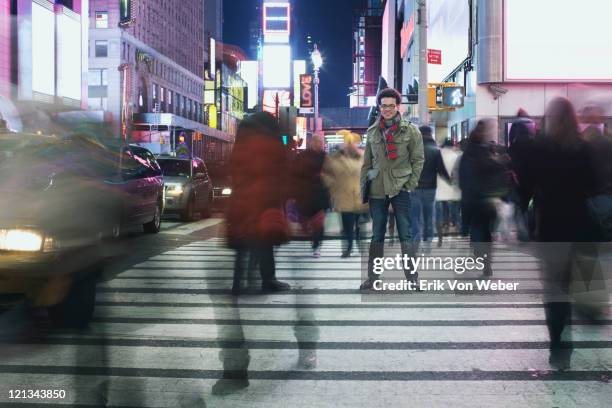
[95,11,108,29]
[95,40,108,57]
[167,90,172,106]
[88,69,108,86]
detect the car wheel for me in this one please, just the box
[180,197,197,222]
[47,273,97,329]
[144,202,162,233]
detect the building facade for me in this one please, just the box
[388,0,612,142]
[0,0,88,131]
[349,0,383,108]
[88,0,234,160]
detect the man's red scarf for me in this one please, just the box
[379,118,400,159]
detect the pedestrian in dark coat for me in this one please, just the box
[291,135,330,257]
[226,112,291,293]
[459,118,513,277]
[411,125,450,247]
[530,97,598,369]
[508,109,536,240]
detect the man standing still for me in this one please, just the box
[360,88,425,290]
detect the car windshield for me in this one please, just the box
[158,159,190,177]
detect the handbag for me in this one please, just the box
[258,207,289,245]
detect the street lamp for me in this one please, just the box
[311,44,323,136]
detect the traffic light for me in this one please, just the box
[278,106,298,145]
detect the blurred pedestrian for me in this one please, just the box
[435,138,462,244]
[459,118,513,277]
[359,88,425,290]
[322,130,369,258]
[411,125,450,250]
[457,138,472,237]
[530,97,598,369]
[508,109,536,241]
[226,112,291,294]
[291,135,330,257]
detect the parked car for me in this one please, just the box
[157,155,213,221]
[208,162,232,208]
[0,132,123,327]
[115,145,165,234]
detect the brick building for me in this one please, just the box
[89,0,233,159]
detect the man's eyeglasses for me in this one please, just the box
[380,104,397,110]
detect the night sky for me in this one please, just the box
[223,0,363,108]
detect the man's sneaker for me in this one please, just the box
[341,249,351,258]
[313,248,321,258]
[261,280,291,292]
[359,277,376,290]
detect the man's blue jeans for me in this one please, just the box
[365,190,416,282]
[369,190,412,243]
[411,188,436,242]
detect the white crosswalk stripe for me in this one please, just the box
[0,236,610,407]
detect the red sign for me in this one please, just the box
[400,15,415,59]
[428,49,442,65]
[300,74,314,108]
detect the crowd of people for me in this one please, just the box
[224,88,610,369]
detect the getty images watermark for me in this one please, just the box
[368,254,520,292]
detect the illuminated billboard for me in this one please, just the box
[427,0,469,82]
[238,60,259,109]
[293,60,306,107]
[57,12,82,100]
[262,89,290,115]
[505,0,612,81]
[31,2,55,96]
[262,45,291,88]
[299,74,313,108]
[263,2,290,44]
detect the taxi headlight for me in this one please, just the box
[0,229,44,252]
[221,188,232,196]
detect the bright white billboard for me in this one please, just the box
[505,0,612,81]
[293,60,306,107]
[238,60,259,109]
[262,45,291,88]
[427,0,469,82]
[57,13,82,100]
[32,2,55,96]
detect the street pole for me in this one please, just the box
[311,43,323,138]
[418,0,429,126]
[314,67,319,136]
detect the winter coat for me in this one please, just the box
[226,128,289,246]
[436,147,462,201]
[322,148,369,213]
[531,135,597,242]
[360,117,425,199]
[508,120,536,212]
[291,149,330,218]
[417,137,450,190]
[459,142,513,203]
